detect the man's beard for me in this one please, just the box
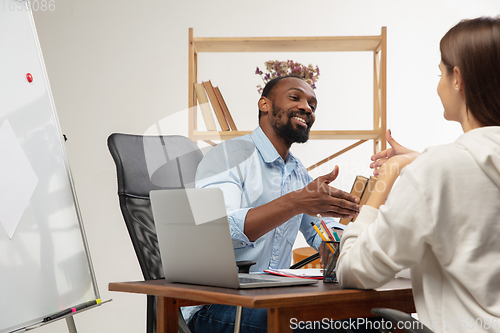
[272,106,312,144]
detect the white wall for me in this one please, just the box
[31,0,500,332]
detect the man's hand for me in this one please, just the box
[244,166,358,241]
[370,129,421,175]
[293,166,360,219]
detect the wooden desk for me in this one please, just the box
[109,278,414,333]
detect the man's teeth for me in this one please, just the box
[293,117,306,124]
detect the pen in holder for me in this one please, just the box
[320,241,340,283]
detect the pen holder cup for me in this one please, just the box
[320,241,340,283]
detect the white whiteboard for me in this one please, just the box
[0,2,99,332]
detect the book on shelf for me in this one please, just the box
[202,81,230,131]
[213,86,238,131]
[339,175,378,225]
[194,83,217,131]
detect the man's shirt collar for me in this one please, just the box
[249,126,298,166]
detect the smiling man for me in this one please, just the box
[186,75,362,333]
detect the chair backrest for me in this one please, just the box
[108,133,204,280]
[108,134,202,333]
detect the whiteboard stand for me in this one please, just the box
[66,317,77,333]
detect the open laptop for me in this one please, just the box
[150,188,317,289]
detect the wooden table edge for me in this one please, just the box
[109,278,414,309]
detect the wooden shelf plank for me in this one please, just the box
[188,27,387,160]
[193,130,382,141]
[309,130,382,140]
[193,36,382,53]
[307,140,368,172]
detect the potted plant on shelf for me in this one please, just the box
[255,60,320,94]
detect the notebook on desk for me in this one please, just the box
[150,188,318,289]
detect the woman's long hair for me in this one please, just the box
[440,17,500,126]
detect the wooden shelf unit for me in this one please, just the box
[188,28,387,170]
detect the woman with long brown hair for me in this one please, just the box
[337,17,500,332]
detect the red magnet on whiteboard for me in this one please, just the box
[26,73,33,83]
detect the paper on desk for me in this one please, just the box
[264,268,323,279]
[395,268,411,279]
[0,120,38,239]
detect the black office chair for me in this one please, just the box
[108,133,203,333]
[371,308,433,333]
[108,133,317,333]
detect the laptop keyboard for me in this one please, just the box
[239,277,276,284]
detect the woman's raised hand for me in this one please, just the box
[370,129,420,176]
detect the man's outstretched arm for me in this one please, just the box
[244,166,360,242]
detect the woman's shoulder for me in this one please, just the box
[406,141,471,177]
[422,141,466,159]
